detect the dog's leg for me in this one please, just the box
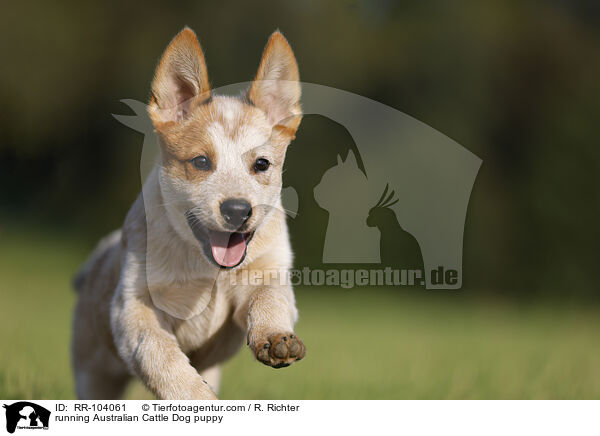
[111,278,217,400]
[242,285,306,368]
[72,286,131,400]
[74,364,131,400]
[72,326,131,400]
[200,366,222,394]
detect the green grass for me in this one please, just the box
[1,222,599,399]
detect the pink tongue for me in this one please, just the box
[209,231,247,267]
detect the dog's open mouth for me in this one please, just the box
[207,230,254,268]
[186,212,254,268]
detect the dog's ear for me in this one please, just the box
[249,31,302,132]
[149,27,210,126]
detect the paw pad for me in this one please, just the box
[254,333,306,368]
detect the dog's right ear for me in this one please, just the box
[149,27,210,127]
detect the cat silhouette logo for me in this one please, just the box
[2,402,50,433]
[314,151,424,270]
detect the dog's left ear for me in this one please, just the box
[249,31,302,132]
[149,27,210,126]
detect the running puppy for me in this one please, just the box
[72,28,305,399]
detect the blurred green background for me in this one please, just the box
[1,1,599,399]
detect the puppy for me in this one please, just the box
[72,28,305,400]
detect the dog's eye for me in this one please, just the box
[191,155,211,171]
[253,158,270,172]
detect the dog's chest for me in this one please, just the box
[170,283,234,354]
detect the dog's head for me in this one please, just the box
[148,28,301,268]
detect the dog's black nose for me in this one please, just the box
[220,198,252,228]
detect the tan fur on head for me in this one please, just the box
[145,29,303,252]
[72,28,306,400]
[150,27,211,125]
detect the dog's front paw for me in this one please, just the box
[252,333,306,368]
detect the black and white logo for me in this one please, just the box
[2,402,50,433]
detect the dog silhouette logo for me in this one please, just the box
[2,402,50,433]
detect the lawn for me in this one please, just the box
[1,222,599,399]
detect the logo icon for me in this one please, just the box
[2,402,50,434]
